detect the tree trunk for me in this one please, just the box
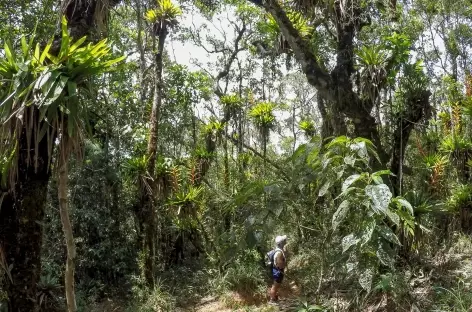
[58,162,77,312]
[140,23,168,288]
[0,116,53,312]
[318,94,334,140]
[292,104,297,152]
[248,0,431,175]
[389,91,431,195]
[135,0,148,111]
[147,25,168,171]
[0,1,120,310]
[223,124,231,230]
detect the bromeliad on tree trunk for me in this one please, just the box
[246,0,432,193]
[136,0,182,287]
[0,16,124,311]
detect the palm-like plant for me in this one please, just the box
[0,16,124,312]
[256,9,312,58]
[169,186,204,225]
[355,45,388,100]
[143,0,182,171]
[299,119,316,137]
[145,0,182,27]
[249,102,276,145]
[447,184,472,232]
[0,16,124,181]
[145,0,182,43]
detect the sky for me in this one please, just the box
[126,1,455,154]
[165,7,305,152]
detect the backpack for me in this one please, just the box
[265,248,284,268]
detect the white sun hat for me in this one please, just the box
[275,235,287,244]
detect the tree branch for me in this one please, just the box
[225,132,290,181]
[215,19,247,84]
[249,0,334,101]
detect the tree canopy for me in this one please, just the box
[2,0,472,311]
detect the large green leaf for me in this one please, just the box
[318,181,331,197]
[102,55,127,68]
[350,141,369,160]
[376,241,395,267]
[40,39,53,64]
[342,233,359,253]
[34,44,40,63]
[365,184,392,214]
[332,200,350,230]
[38,72,61,106]
[35,70,56,92]
[344,155,356,166]
[360,220,376,246]
[359,268,373,292]
[59,16,70,60]
[377,225,401,245]
[395,197,414,215]
[342,174,361,192]
[386,209,400,226]
[20,36,28,58]
[69,36,87,54]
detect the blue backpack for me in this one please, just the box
[266,248,283,268]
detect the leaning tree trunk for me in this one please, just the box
[248,0,430,175]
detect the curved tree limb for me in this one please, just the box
[249,0,334,102]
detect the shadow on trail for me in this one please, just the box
[159,263,213,309]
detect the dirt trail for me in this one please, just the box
[193,297,233,312]
[188,296,298,312]
[184,280,301,312]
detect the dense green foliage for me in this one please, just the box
[2,0,472,311]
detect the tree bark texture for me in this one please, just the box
[0,1,121,310]
[58,162,77,312]
[248,0,431,177]
[138,22,169,287]
[147,26,168,172]
[0,109,53,312]
[389,90,432,195]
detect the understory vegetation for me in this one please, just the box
[2,0,472,311]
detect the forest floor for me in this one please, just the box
[89,234,472,311]
[90,269,302,312]
[179,281,301,312]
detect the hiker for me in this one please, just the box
[268,235,287,305]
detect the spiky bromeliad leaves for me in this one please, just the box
[220,94,243,121]
[168,185,205,230]
[0,16,125,311]
[299,119,316,137]
[145,0,182,32]
[257,10,313,41]
[202,118,225,153]
[0,15,125,185]
[249,101,276,143]
[254,8,312,60]
[447,184,472,232]
[355,32,412,102]
[123,155,153,196]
